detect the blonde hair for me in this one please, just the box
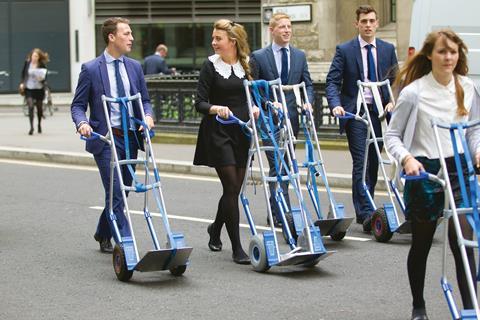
[213,19,252,80]
[393,29,469,116]
[269,12,290,29]
[156,44,168,53]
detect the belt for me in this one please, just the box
[111,127,136,138]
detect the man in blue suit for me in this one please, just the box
[71,17,154,253]
[326,5,398,232]
[143,44,175,75]
[250,12,315,227]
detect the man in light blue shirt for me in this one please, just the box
[71,17,154,253]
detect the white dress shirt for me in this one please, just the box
[272,42,290,78]
[104,50,134,129]
[358,35,378,104]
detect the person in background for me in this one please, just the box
[143,44,176,75]
[20,48,49,135]
[326,4,398,232]
[193,19,259,265]
[71,17,154,254]
[385,30,480,320]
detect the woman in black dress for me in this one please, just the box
[194,19,259,264]
[20,48,49,135]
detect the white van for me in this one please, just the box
[409,0,480,84]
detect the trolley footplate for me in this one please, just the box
[275,251,334,267]
[134,247,193,272]
[314,217,354,236]
[396,220,411,234]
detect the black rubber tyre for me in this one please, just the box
[113,244,133,282]
[169,265,187,276]
[282,213,298,244]
[249,235,270,272]
[330,231,346,241]
[372,208,394,243]
[302,257,321,268]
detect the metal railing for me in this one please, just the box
[146,74,342,139]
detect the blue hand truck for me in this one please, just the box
[430,119,480,319]
[82,93,192,281]
[340,79,410,242]
[271,82,353,241]
[218,79,333,272]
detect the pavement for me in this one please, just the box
[0,105,372,189]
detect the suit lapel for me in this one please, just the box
[123,58,137,95]
[353,39,364,81]
[266,46,279,79]
[287,47,298,84]
[376,40,384,80]
[98,55,111,97]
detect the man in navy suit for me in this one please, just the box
[250,12,315,227]
[143,44,175,75]
[71,17,154,253]
[326,5,398,232]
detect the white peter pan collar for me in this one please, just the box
[208,54,245,79]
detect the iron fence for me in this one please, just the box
[146,74,341,138]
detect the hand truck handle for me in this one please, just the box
[400,171,430,181]
[215,114,246,126]
[336,111,358,120]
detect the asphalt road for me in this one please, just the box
[0,159,460,320]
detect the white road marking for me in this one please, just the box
[89,206,371,242]
[0,158,387,196]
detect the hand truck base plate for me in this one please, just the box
[314,217,354,236]
[134,247,193,272]
[275,250,335,267]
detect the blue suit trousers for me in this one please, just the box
[345,110,382,220]
[94,135,139,242]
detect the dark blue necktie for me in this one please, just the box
[280,47,288,84]
[114,59,132,130]
[366,44,377,82]
[114,60,126,97]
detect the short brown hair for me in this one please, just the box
[356,5,377,21]
[269,12,291,29]
[101,17,130,44]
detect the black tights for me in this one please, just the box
[211,165,246,254]
[408,216,476,309]
[27,97,43,130]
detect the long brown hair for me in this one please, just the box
[213,19,252,80]
[28,48,49,67]
[393,29,469,116]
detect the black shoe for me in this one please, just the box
[411,308,429,320]
[94,234,113,253]
[28,128,33,135]
[362,216,372,233]
[232,250,250,265]
[207,223,222,252]
[267,215,283,228]
[38,124,42,134]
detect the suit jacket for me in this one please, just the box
[143,54,172,75]
[250,44,315,116]
[325,37,398,131]
[71,54,153,155]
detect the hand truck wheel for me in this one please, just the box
[372,208,393,243]
[249,235,270,272]
[169,265,187,276]
[113,244,133,282]
[330,231,346,241]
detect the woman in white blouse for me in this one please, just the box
[20,48,49,135]
[385,30,480,320]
